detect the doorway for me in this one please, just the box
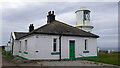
[69,40,75,59]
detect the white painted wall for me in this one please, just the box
[75,8,93,32]
[61,36,97,59]
[13,40,19,55]
[16,34,97,60]
[34,34,60,60]
[9,32,19,55]
[19,35,36,60]
[76,11,84,26]
[76,11,91,26]
[9,34,13,52]
[17,34,60,60]
[5,46,11,51]
[79,26,93,32]
[5,43,11,51]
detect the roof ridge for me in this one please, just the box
[30,23,51,33]
[55,20,80,30]
[54,20,93,34]
[30,20,60,33]
[30,20,89,34]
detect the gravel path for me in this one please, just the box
[36,60,116,66]
[2,56,17,66]
[2,55,118,66]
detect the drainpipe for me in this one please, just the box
[59,34,62,61]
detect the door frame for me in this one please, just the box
[69,40,75,59]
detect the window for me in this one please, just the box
[53,38,57,51]
[25,40,27,51]
[19,41,21,50]
[85,39,87,50]
[84,10,90,20]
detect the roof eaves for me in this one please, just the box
[32,32,99,38]
[16,32,35,40]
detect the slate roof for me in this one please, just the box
[16,20,99,40]
[14,32,28,39]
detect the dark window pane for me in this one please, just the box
[84,10,90,20]
[53,43,56,51]
[85,39,87,50]
[25,40,27,50]
[53,38,57,51]
[54,38,57,42]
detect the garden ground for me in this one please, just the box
[2,55,118,66]
[86,52,120,66]
[1,49,119,67]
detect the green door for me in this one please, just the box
[69,40,75,59]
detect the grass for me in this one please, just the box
[86,52,120,66]
[0,46,2,52]
[31,60,37,63]
[2,48,14,58]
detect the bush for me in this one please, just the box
[3,51,13,57]
[7,51,13,56]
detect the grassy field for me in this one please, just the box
[0,46,2,52]
[86,52,119,66]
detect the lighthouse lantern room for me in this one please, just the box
[75,7,93,32]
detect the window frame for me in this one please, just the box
[84,39,88,50]
[19,41,21,51]
[25,40,27,51]
[53,38,57,52]
[83,10,90,21]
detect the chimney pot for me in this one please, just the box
[29,24,34,32]
[47,11,55,24]
[52,11,54,15]
[48,11,51,15]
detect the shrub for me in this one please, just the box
[3,51,13,57]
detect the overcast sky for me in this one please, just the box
[0,1,118,49]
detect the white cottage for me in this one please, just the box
[5,42,11,52]
[9,7,99,60]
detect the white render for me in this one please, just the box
[75,7,93,32]
[10,33,97,60]
[13,40,19,55]
[9,32,19,55]
[5,44,11,52]
[77,26,93,32]
[61,36,97,59]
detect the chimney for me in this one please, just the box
[47,11,55,23]
[29,24,34,32]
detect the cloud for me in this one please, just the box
[56,11,76,26]
[1,2,118,49]
[1,0,119,3]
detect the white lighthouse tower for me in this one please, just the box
[75,7,93,32]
